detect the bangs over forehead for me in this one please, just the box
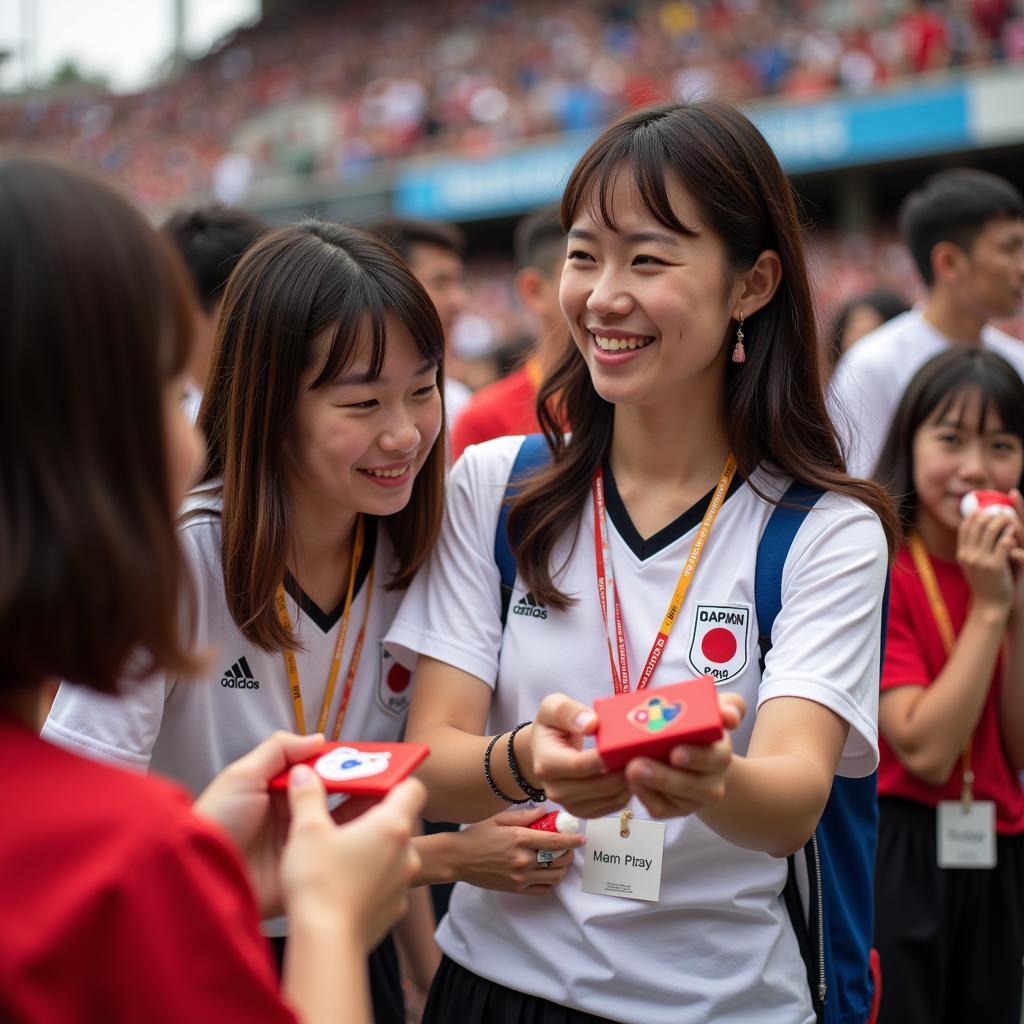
[562,123,700,239]
[310,261,443,390]
[925,356,1024,440]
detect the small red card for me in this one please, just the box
[268,741,429,796]
[594,676,724,772]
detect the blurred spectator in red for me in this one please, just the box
[451,206,567,460]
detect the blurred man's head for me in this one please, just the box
[370,218,467,335]
[900,169,1024,320]
[161,204,268,386]
[514,206,566,344]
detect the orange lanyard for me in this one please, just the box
[907,532,974,804]
[525,356,543,393]
[274,515,375,740]
[592,454,737,693]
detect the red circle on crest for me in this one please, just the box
[387,663,411,693]
[701,627,737,664]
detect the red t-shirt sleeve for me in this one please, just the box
[451,401,502,462]
[881,565,931,692]
[107,819,297,1024]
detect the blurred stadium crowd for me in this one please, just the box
[2,0,1022,206]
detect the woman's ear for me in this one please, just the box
[734,250,782,318]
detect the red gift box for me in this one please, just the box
[594,676,723,772]
[268,740,429,796]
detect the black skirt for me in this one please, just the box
[424,954,619,1024]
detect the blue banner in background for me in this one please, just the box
[394,78,980,220]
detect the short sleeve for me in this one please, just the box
[386,436,522,685]
[758,496,889,777]
[40,522,210,769]
[879,565,930,692]
[109,818,296,1023]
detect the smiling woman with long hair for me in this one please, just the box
[386,101,897,1024]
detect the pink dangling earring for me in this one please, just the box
[731,311,746,364]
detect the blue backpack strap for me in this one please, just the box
[495,434,552,627]
[758,482,890,1024]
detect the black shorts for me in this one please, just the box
[874,796,1024,1024]
[270,931,404,1024]
[424,954,619,1024]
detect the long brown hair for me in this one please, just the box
[509,102,898,608]
[0,159,198,695]
[198,220,446,652]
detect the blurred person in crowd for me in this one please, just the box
[370,217,473,424]
[161,204,269,423]
[451,207,567,460]
[825,288,908,377]
[0,157,424,1024]
[831,169,1024,477]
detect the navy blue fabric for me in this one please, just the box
[757,482,887,1024]
[496,434,551,625]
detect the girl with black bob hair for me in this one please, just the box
[873,347,1024,1024]
[387,100,897,1023]
[0,159,424,1023]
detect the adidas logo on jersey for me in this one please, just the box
[513,592,547,620]
[221,656,260,690]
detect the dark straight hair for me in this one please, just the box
[875,347,1024,535]
[0,158,198,696]
[199,220,447,653]
[508,101,899,608]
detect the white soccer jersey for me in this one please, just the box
[43,499,411,797]
[385,435,888,1024]
[829,309,1024,478]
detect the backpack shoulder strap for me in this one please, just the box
[495,434,552,627]
[755,482,824,670]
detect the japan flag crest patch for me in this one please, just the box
[377,644,412,718]
[687,604,750,683]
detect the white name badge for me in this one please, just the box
[937,801,997,869]
[581,817,666,902]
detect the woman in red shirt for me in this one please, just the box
[873,347,1024,1024]
[0,157,423,1024]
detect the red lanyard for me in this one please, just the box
[592,455,737,693]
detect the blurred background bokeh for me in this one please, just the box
[3,0,1022,382]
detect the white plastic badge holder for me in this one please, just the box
[581,817,666,902]
[937,800,996,869]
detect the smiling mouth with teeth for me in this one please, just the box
[362,466,410,478]
[591,333,656,352]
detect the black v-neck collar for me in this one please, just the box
[283,517,378,634]
[602,461,743,561]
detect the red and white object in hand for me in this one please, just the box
[531,809,581,864]
[960,490,1015,518]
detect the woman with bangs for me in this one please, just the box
[385,102,898,1023]
[872,348,1024,1024]
[44,220,585,1020]
[0,161,424,1024]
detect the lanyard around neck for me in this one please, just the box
[907,532,974,805]
[274,514,375,740]
[592,454,737,694]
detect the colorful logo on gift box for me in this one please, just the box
[627,695,686,734]
[314,746,392,782]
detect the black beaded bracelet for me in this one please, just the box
[484,732,529,804]
[507,721,546,803]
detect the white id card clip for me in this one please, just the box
[937,800,996,869]
[581,814,666,902]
